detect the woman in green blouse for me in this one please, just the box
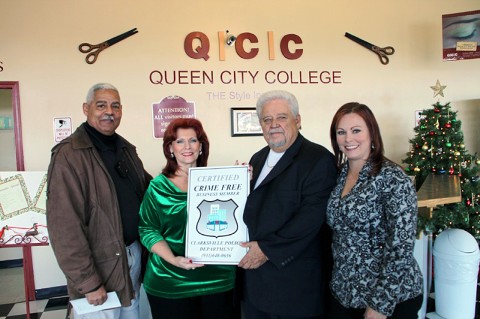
[139,118,236,319]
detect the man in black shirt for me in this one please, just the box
[47,83,152,319]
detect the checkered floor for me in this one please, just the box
[0,272,477,318]
[0,296,68,319]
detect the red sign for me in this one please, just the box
[152,96,195,138]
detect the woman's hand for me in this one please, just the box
[364,307,387,319]
[151,241,204,270]
[173,256,205,270]
[235,160,253,180]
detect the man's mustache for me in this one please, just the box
[101,115,114,121]
[268,128,284,135]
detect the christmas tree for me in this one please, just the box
[402,81,480,240]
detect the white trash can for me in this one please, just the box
[433,228,480,319]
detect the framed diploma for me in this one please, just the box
[230,107,262,137]
[0,174,32,219]
[186,165,249,264]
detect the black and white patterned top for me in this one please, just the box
[327,160,423,316]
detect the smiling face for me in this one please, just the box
[259,98,301,153]
[82,89,122,136]
[335,113,371,166]
[169,128,201,169]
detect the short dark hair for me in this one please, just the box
[162,118,209,177]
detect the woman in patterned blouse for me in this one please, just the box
[326,102,423,319]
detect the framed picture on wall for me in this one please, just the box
[230,107,262,137]
[442,9,480,61]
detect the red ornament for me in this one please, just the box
[434,108,440,113]
[449,167,454,175]
[429,131,435,136]
[467,198,471,206]
[444,122,452,129]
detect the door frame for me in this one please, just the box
[0,81,24,171]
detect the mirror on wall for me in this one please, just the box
[0,81,24,171]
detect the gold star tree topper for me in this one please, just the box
[430,80,447,97]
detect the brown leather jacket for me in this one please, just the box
[46,124,150,306]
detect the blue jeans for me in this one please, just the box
[74,240,142,319]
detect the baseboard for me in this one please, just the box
[0,259,23,269]
[35,285,68,300]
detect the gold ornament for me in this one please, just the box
[430,80,447,98]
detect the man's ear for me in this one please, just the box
[82,103,89,116]
[296,114,302,129]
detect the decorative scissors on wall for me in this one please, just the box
[79,28,138,64]
[345,32,395,65]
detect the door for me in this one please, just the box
[0,81,24,171]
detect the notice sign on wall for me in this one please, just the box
[152,96,195,138]
[0,116,13,130]
[53,117,72,144]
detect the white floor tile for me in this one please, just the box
[8,300,49,315]
[41,309,67,319]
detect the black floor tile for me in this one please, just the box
[0,304,15,317]
[44,297,69,312]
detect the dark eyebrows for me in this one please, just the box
[95,100,121,107]
[337,126,362,131]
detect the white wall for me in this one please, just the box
[0,1,478,176]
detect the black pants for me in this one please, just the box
[326,294,423,319]
[147,289,237,319]
[243,300,325,319]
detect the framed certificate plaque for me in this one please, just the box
[185,165,249,264]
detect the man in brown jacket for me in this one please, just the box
[47,83,151,319]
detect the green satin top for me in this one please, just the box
[139,174,235,298]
